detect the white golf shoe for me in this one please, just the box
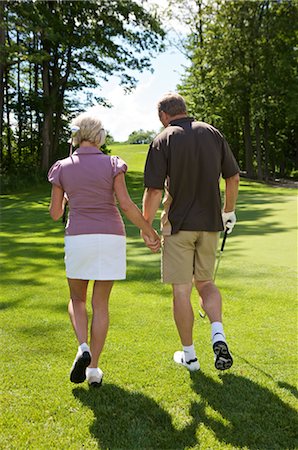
[86,367,103,387]
[173,351,200,372]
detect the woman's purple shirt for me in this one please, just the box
[48,146,127,236]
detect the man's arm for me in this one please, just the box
[222,173,240,233]
[223,173,240,212]
[142,187,163,224]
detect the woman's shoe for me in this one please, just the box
[70,344,91,383]
[86,367,103,387]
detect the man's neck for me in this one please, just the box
[160,111,188,127]
[168,114,188,122]
[166,114,187,126]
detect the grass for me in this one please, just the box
[0,143,297,449]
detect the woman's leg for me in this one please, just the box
[89,280,114,368]
[67,278,89,344]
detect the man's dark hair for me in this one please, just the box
[158,93,187,117]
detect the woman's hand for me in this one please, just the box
[141,229,161,253]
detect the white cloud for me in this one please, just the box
[93,46,188,141]
[84,1,192,141]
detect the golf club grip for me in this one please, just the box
[221,220,231,251]
[221,230,228,251]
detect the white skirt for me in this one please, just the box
[64,234,126,280]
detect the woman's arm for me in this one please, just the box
[49,184,66,221]
[113,173,160,252]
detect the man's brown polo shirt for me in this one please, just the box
[144,117,239,235]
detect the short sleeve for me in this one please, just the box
[111,156,128,177]
[221,138,240,179]
[144,141,167,189]
[48,161,63,188]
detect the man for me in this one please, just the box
[142,92,240,371]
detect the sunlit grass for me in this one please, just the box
[0,144,297,449]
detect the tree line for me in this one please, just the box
[0,0,297,191]
[0,0,164,190]
[175,0,297,181]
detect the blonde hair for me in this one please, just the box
[71,111,106,147]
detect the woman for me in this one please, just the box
[48,111,160,387]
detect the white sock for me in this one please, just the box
[211,322,226,345]
[86,367,99,375]
[79,342,90,354]
[183,344,197,363]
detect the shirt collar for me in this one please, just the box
[73,146,103,155]
[169,116,195,126]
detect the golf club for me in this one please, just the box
[199,223,230,319]
[62,126,79,224]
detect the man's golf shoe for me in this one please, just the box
[173,351,200,372]
[213,340,233,370]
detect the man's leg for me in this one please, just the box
[162,231,200,371]
[172,283,200,371]
[172,283,194,346]
[195,280,233,370]
[195,280,222,323]
[67,278,91,383]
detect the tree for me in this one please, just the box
[176,0,298,180]
[105,132,115,146]
[127,129,156,144]
[1,0,165,178]
[0,1,6,163]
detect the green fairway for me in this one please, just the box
[0,144,297,449]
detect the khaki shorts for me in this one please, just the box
[162,231,220,284]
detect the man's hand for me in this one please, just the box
[141,229,161,253]
[222,211,236,234]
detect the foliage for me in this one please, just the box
[175,0,298,180]
[0,144,297,449]
[127,128,157,144]
[0,0,165,179]
[105,131,115,146]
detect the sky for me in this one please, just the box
[83,0,192,142]
[92,45,188,142]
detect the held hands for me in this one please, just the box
[141,229,161,253]
[222,211,237,234]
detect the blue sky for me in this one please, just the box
[93,44,188,142]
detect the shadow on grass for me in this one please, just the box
[73,384,199,449]
[73,371,298,449]
[0,298,24,310]
[189,371,298,450]
[277,381,298,400]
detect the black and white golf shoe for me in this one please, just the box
[213,341,233,371]
[173,351,200,371]
[70,348,91,383]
